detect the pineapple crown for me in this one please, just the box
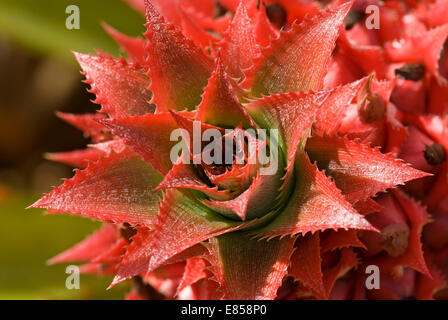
[29,0,448,300]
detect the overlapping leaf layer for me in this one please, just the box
[30,0,448,300]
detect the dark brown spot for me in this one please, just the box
[132,276,164,300]
[344,10,365,30]
[424,143,446,165]
[440,40,447,60]
[275,277,298,300]
[120,223,137,243]
[202,163,228,176]
[439,40,448,80]
[381,223,409,257]
[264,3,287,29]
[359,92,386,123]
[194,164,215,187]
[434,288,448,300]
[99,263,109,271]
[395,63,426,81]
[214,1,228,18]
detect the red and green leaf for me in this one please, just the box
[243,2,351,96]
[196,57,254,128]
[219,1,259,79]
[102,112,194,175]
[253,152,375,239]
[206,231,295,300]
[29,149,162,227]
[144,1,213,112]
[306,135,430,204]
[74,52,155,118]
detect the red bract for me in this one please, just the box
[29,0,448,300]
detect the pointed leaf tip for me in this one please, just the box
[244,2,352,96]
[48,224,119,265]
[306,135,431,204]
[254,152,376,239]
[101,112,195,175]
[74,52,154,118]
[144,0,213,112]
[220,1,259,79]
[196,57,254,128]
[102,22,147,65]
[56,112,109,142]
[29,149,162,227]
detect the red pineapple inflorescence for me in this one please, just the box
[29,0,448,300]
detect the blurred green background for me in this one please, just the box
[0,0,146,299]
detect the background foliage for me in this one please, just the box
[0,0,144,62]
[0,0,144,299]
